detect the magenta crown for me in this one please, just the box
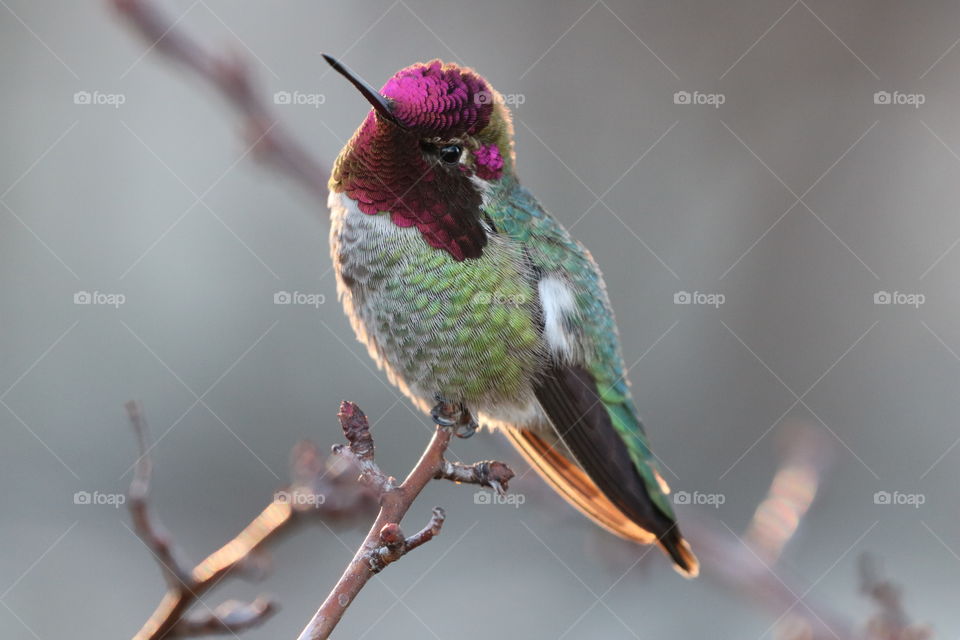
[380,60,495,138]
[327,56,505,261]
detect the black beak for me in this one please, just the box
[322,54,406,129]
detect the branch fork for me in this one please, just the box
[124,401,377,640]
[126,398,514,640]
[296,401,514,640]
[368,507,446,573]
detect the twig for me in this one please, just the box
[126,401,377,640]
[687,517,852,640]
[128,400,192,591]
[369,508,447,572]
[296,401,514,640]
[110,0,328,201]
[436,459,514,495]
[127,399,511,639]
[172,597,276,636]
[681,426,931,640]
[682,425,851,640]
[859,554,932,640]
[742,425,837,566]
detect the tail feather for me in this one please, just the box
[505,427,699,577]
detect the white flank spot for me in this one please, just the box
[538,275,577,360]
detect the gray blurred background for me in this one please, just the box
[3,0,960,637]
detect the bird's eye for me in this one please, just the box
[438,144,462,164]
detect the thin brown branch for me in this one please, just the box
[684,425,850,640]
[681,425,929,640]
[369,507,446,572]
[742,425,837,566]
[127,399,509,640]
[686,517,852,640]
[126,403,377,640]
[435,459,514,495]
[174,597,276,636]
[127,400,192,590]
[110,0,328,201]
[859,554,932,640]
[331,401,393,493]
[296,401,514,640]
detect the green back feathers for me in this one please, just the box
[484,178,677,520]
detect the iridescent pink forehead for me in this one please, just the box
[381,60,494,138]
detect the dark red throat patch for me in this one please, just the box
[333,113,488,261]
[331,60,500,261]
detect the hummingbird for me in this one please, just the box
[323,54,698,577]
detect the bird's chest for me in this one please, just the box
[328,192,544,406]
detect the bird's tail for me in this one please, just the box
[504,426,699,577]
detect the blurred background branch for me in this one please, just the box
[126,400,377,640]
[681,425,929,640]
[127,400,514,640]
[111,0,329,200]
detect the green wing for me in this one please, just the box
[485,180,698,576]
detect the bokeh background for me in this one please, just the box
[3,1,960,637]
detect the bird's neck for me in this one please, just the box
[329,113,489,261]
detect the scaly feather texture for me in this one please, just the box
[327,59,698,576]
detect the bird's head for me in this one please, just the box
[326,56,515,260]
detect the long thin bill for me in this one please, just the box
[322,54,405,128]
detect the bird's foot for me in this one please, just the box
[430,396,458,427]
[453,413,478,439]
[430,395,479,438]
